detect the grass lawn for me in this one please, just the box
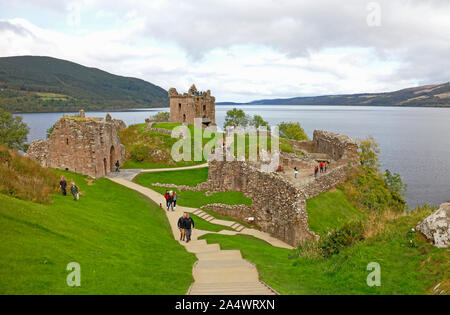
[0,171,195,294]
[199,208,449,295]
[135,169,252,208]
[135,168,209,187]
[189,214,234,232]
[306,188,366,235]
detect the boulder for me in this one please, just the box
[416,203,450,248]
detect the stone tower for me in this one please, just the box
[26,112,126,178]
[168,84,216,127]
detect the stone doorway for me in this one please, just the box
[110,146,115,172]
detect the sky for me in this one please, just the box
[0,0,449,102]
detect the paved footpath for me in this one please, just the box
[108,165,293,295]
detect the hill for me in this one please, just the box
[0,56,169,113]
[217,82,450,107]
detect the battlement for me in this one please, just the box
[168,84,216,127]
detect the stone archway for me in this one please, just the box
[110,146,115,172]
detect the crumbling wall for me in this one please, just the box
[201,160,316,246]
[312,130,358,162]
[26,114,126,178]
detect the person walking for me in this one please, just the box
[173,192,178,210]
[115,160,120,172]
[59,176,67,196]
[294,167,298,179]
[167,191,174,211]
[314,165,319,179]
[177,213,186,241]
[184,214,195,243]
[164,190,170,210]
[70,182,79,201]
[319,162,324,173]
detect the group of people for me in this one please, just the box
[177,213,195,242]
[59,176,79,201]
[314,161,329,178]
[294,161,330,180]
[164,190,178,211]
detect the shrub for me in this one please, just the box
[319,221,365,258]
[0,145,59,203]
[278,122,308,141]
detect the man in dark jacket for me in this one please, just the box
[177,213,186,241]
[184,214,195,243]
[115,160,120,172]
[70,182,79,201]
[59,176,67,196]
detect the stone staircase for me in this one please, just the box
[185,239,276,295]
[107,174,284,295]
[191,209,246,232]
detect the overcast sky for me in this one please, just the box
[1,0,449,102]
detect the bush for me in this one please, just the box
[150,112,169,122]
[278,122,308,141]
[129,145,150,162]
[319,221,365,258]
[0,145,59,203]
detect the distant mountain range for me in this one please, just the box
[0,56,169,113]
[217,82,450,107]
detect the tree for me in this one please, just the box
[0,108,29,151]
[250,115,269,129]
[357,136,380,172]
[384,169,407,198]
[278,122,308,141]
[224,108,250,128]
[150,111,169,121]
[46,123,55,139]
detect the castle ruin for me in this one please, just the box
[168,84,216,127]
[26,111,126,178]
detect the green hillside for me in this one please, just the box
[0,171,195,294]
[218,82,450,107]
[0,56,169,113]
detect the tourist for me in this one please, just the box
[294,167,298,179]
[59,176,67,196]
[70,182,79,201]
[184,214,195,243]
[164,190,170,209]
[177,213,186,241]
[314,165,319,178]
[319,161,324,173]
[115,160,120,172]
[167,191,175,211]
[173,192,178,209]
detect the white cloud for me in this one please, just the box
[1,0,449,102]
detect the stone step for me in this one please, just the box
[193,263,258,283]
[185,243,220,254]
[235,225,246,232]
[189,282,274,295]
[183,239,206,246]
[192,209,203,215]
[196,250,242,261]
[195,259,253,269]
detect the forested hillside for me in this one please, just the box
[0,56,169,112]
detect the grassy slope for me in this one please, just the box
[200,208,448,294]
[0,171,195,294]
[120,123,210,169]
[306,188,366,235]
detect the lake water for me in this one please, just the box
[17,105,450,208]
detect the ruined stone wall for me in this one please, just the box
[168,85,215,126]
[201,160,316,246]
[312,130,358,161]
[200,204,253,224]
[27,115,126,178]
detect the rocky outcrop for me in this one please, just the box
[416,203,450,248]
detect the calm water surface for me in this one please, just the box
[17,105,450,208]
